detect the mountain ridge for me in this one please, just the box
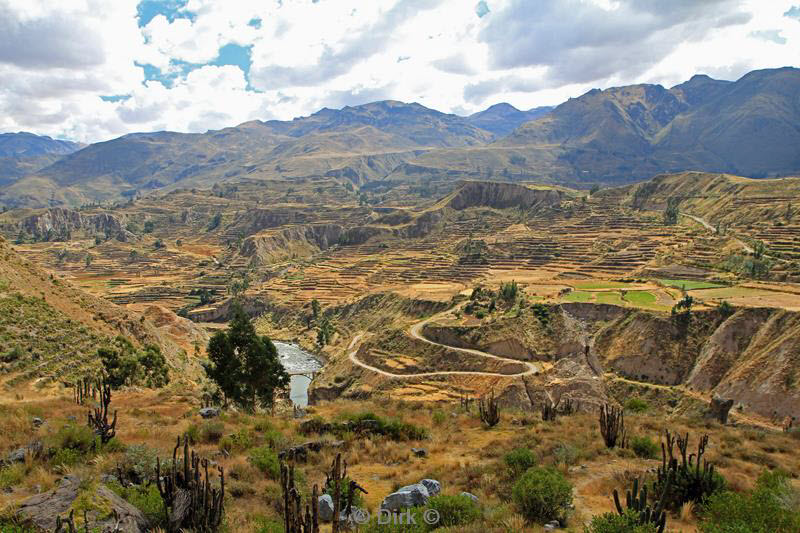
[1,68,799,208]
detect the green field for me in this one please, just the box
[658,278,724,290]
[596,291,625,305]
[562,290,592,303]
[623,290,658,306]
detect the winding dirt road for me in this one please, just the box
[347,310,541,379]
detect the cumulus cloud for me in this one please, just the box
[479,0,752,84]
[750,29,787,44]
[0,0,797,143]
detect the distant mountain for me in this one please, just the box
[392,67,800,186]
[0,132,83,157]
[466,103,552,136]
[0,133,84,189]
[0,101,494,207]
[1,69,799,208]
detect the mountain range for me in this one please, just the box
[0,67,798,208]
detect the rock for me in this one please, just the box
[419,479,440,497]
[318,494,335,522]
[17,475,149,532]
[7,447,27,464]
[544,520,561,531]
[460,491,478,503]
[32,417,44,428]
[411,447,427,457]
[380,483,429,511]
[198,407,220,419]
[707,396,734,424]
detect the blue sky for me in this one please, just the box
[0,0,798,143]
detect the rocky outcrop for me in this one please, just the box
[19,208,127,242]
[446,181,562,211]
[18,475,149,532]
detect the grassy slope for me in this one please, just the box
[0,236,203,390]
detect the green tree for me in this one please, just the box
[663,197,680,225]
[143,220,155,233]
[317,316,334,347]
[311,299,321,321]
[204,305,289,410]
[99,336,169,388]
[208,212,222,231]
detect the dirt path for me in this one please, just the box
[681,213,754,254]
[347,309,541,379]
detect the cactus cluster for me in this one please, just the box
[280,461,320,533]
[612,476,672,533]
[599,404,627,448]
[155,435,225,532]
[478,389,500,427]
[654,430,724,510]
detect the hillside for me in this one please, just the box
[0,133,83,158]
[0,102,494,208]
[395,68,800,186]
[0,236,206,390]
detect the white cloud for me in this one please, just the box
[0,0,797,143]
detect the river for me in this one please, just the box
[273,341,321,407]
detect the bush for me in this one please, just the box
[249,446,280,479]
[624,398,649,413]
[426,494,481,528]
[700,470,800,532]
[586,510,660,533]
[47,424,96,455]
[512,467,572,523]
[431,410,446,426]
[118,444,158,484]
[504,447,536,478]
[345,412,428,441]
[108,482,165,528]
[220,428,255,453]
[630,436,659,459]
[187,421,225,444]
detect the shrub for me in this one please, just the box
[46,424,95,456]
[431,410,446,426]
[624,398,649,413]
[0,464,26,489]
[586,510,659,533]
[249,446,280,479]
[512,467,572,523]
[50,447,84,467]
[553,443,580,466]
[254,516,284,533]
[631,436,659,459]
[345,412,428,441]
[700,470,800,533]
[426,494,481,528]
[220,428,255,453]
[108,482,165,527]
[187,421,225,444]
[504,447,536,478]
[118,444,158,484]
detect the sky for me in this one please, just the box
[1,0,799,143]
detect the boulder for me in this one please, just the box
[707,396,734,424]
[460,491,479,503]
[17,475,148,532]
[318,494,335,522]
[7,447,27,464]
[380,483,429,511]
[411,447,427,457]
[198,407,220,419]
[419,479,440,497]
[32,417,44,428]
